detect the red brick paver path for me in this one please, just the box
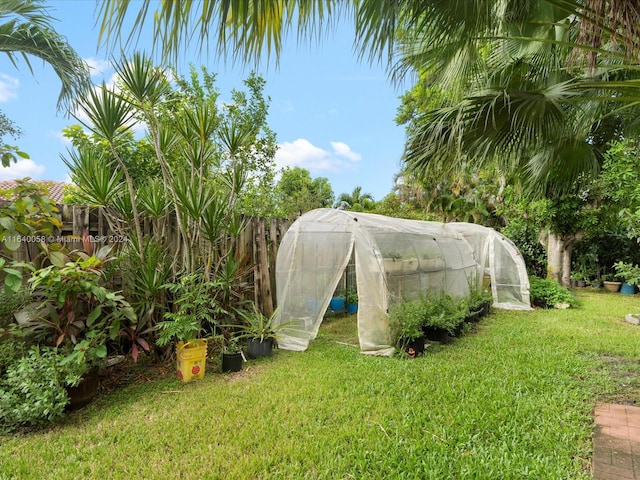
[594,403,640,479]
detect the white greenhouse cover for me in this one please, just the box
[272,209,531,356]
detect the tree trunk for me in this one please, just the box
[541,229,584,287]
[546,231,564,283]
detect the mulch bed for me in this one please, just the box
[98,356,174,393]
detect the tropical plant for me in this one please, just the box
[208,254,255,331]
[23,251,138,368]
[613,262,640,287]
[0,0,90,166]
[64,56,275,285]
[96,1,640,119]
[119,240,172,342]
[335,186,374,211]
[346,287,358,305]
[156,272,217,346]
[238,305,281,343]
[1,0,89,110]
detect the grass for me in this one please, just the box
[2,290,640,479]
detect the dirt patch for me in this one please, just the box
[596,355,640,405]
[98,356,173,393]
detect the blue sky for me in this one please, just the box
[0,1,408,201]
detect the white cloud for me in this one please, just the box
[274,138,363,173]
[330,141,362,162]
[84,58,111,77]
[0,159,45,180]
[49,130,72,146]
[0,74,19,102]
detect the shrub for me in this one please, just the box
[613,261,640,286]
[0,338,26,376]
[423,292,466,333]
[388,298,424,350]
[0,285,31,326]
[529,277,576,308]
[0,346,85,432]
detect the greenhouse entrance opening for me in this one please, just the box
[273,209,531,356]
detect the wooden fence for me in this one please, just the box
[12,205,295,316]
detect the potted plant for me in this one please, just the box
[239,305,280,359]
[345,287,358,314]
[603,273,622,293]
[421,292,463,342]
[221,337,244,372]
[467,278,490,320]
[238,305,300,359]
[23,252,137,406]
[329,294,345,312]
[156,272,213,382]
[614,261,640,294]
[570,270,587,288]
[388,298,425,356]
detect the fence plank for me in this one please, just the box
[48,205,294,315]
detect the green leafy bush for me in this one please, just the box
[389,292,470,350]
[613,261,640,286]
[0,346,85,432]
[0,285,30,326]
[0,338,26,376]
[388,298,425,350]
[156,272,214,346]
[0,286,31,376]
[529,277,576,308]
[423,292,466,333]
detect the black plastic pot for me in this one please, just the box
[221,352,243,373]
[246,338,273,359]
[406,335,425,356]
[452,321,465,337]
[532,297,548,308]
[465,310,481,323]
[480,301,491,317]
[422,326,449,343]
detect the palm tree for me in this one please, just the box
[335,186,374,211]
[394,2,640,285]
[1,0,89,111]
[0,0,90,167]
[96,2,640,188]
[96,1,640,74]
[396,1,640,195]
[96,0,640,285]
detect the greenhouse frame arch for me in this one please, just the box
[272,209,531,356]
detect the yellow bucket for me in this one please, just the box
[176,339,207,382]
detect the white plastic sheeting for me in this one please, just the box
[273,209,531,356]
[448,223,532,310]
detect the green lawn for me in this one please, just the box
[2,291,640,479]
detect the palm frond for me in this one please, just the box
[0,0,90,111]
[98,0,346,66]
